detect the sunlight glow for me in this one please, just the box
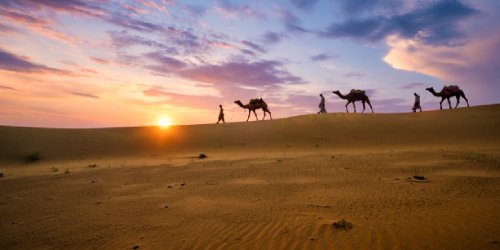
[158,116,172,128]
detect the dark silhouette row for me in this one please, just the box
[219,85,470,122]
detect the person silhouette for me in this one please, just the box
[318,94,327,114]
[412,93,422,112]
[217,104,225,124]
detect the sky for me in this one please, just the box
[0,0,499,128]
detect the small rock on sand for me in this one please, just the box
[133,246,140,249]
[332,219,353,230]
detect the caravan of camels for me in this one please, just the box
[232,85,470,122]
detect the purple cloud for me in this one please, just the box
[0,85,19,91]
[310,53,338,62]
[106,13,164,33]
[181,4,207,16]
[261,31,283,44]
[344,72,365,78]
[215,0,267,19]
[108,30,178,54]
[241,40,267,54]
[0,0,102,17]
[179,60,305,86]
[290,0,320,11]
[336,0,387,14]
[0,23,17,33]
[0,47,70,74]
[90,57,111,64]
[144,51,188,74]
[281,10,310,34]
[165,26,208,54]
[321,0,478,46]
[68,91,99,99]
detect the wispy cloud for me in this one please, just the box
[290,0,320,12]
[0,47,70,74]
[310,53,339,62]
[144,51,188,74]
[241,40,267,54]
[0,84,19,91]
[344,72,365,78]
[214,0,267,19]
[261,31,284,44]
[178,59,305,86]
[68,91,99,99]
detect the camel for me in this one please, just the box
[234,98,272,122]
[332,90,374,113]
[425,86,469,110]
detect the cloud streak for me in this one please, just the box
[0,48,70,74]
[178,60,305,86]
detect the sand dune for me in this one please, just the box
[1,105,499,249]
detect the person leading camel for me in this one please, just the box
[318,94,327,114]
[217,105,225,124]
[412,93,422,112]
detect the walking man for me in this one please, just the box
[318,94,327,114]
[217,104,225,124]
[412,93,422,112]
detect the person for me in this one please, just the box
[412,93,422,112]
[217,104,225,124]
[318,94,327,114]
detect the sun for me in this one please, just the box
[157,116,172,128]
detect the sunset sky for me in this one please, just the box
[1,0,499,127]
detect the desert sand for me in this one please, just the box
[1,105,500,249]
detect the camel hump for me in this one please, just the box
[250,98,264,104]
[442,85,461,94]
[350,89,366,95]
[443,85,460,91]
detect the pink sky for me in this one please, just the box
[1,0,499,127]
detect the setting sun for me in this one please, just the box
[158,116,172,128]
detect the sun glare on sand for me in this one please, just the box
[157,116,172,128]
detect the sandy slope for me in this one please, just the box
[0,105,499,249]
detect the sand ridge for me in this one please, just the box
[0,105,500,249]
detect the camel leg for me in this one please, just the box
[345,101,351,113]
[455,95,460,108]
[253,110,259,121]
[262,110,266,120]
[246,110,251,122]
[267,110,273,120]
[447,98,452,109]
[366,98,374,113]
[352,101,357,113]
[439,98,445,110]
[361,100,366,113]
[461,91,470,107]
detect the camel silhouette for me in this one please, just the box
[234,98,272,122]
[332,90,374,113]
[426,86,469,110]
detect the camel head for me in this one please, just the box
[425,87,434,92]
[332,90,340,95]
[234,100,246,108]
